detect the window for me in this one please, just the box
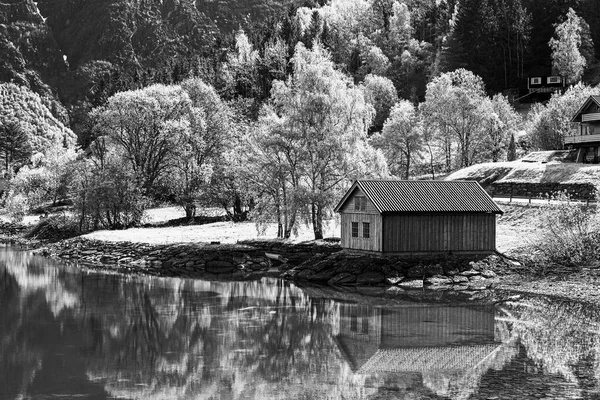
[530,77,542,85]
[350,315,358,332]
[363,222,370,238]
[354,196,366,211]
[351,222,359,237]
[362,318,369,334]
[547,76,562,84]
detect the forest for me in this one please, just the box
[1,0,600,239]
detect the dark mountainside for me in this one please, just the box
[0,0,297,138]
[2,0,600,146]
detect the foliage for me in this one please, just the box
[446,0,531,92]
[0,83,76,154]
[361,74,398,134]
[532,192,600,270]
[253,42,387,239]
[72,154,150,231]
[6,144,78,209]
[549,8,586,85]
[373,100,423,179]
[3,191,29,223]
[91,84,190,193]
[0,119,32,172]
[485,94,522,162]
[421,69,492,170]
[527,82,598,150]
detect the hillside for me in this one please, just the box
[446,151,600,198]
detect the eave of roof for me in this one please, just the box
[571,95,600,122]
[335,180,503,214]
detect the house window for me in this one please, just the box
[351,222,359,237]
[362,318,369,334]
[354,196,366,211]
[363,222,370,238]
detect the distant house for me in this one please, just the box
[568,95,600,163]
[527,75,565,94]
[333,180,503,254]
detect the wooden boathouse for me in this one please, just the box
[333,180,503,254]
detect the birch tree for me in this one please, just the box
[421,69,490,169]
[373,100,422,179]
[258,42,387,239]
[549,8,586,85]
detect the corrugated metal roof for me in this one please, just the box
[357,345,501,373]
[335,180,502,214]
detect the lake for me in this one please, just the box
[1,244,599,399]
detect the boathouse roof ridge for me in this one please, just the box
[334,179,503,214]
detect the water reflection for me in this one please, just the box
[1,244,600,399]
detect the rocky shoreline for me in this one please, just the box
[22,236,509,290]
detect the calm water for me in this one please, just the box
[1,245,600,400]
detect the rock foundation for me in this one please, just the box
[34,237,506,289]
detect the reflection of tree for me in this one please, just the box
[0,245,109,399]
[7,242,600,399]
[489,297,600,398]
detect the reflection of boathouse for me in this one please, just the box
[335,302,514,398]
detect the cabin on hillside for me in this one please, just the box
[567,95,600,163]
[334,180,503,254]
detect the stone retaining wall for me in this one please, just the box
[36,238,342,280]
[35,238,507,290]
[490,182,597,200]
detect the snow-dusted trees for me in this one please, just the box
[549,8,587,85]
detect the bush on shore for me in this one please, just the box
[531,192,600,272]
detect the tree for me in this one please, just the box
[421,69,490,170]
[361,74,398,134]
[258,42,387,239]
[527,83,597,150]
[374,100,423,179]
[549,8,586,85]
[507,133,517,161]
[171,78,232,220]
[485,94,521,162]
[0,120,31,172]
[91,84,190,194]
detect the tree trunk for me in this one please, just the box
[404,150,411,180]
[311,202,324,240]
[184,202,196,221]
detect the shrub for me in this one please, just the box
[532,192,600,271]
[72,156,150,231]
[4,192,29,223]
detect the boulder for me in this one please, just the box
[399,279,424,289]
[310,269,338,282]
[356,271,385,285]
[452,275,469,284]
[425,275,453,286]
[459,269,480,277]
[481,270,497,278]
[296,269,316,280]
[205,260,236,273]
[328,273,357,285]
